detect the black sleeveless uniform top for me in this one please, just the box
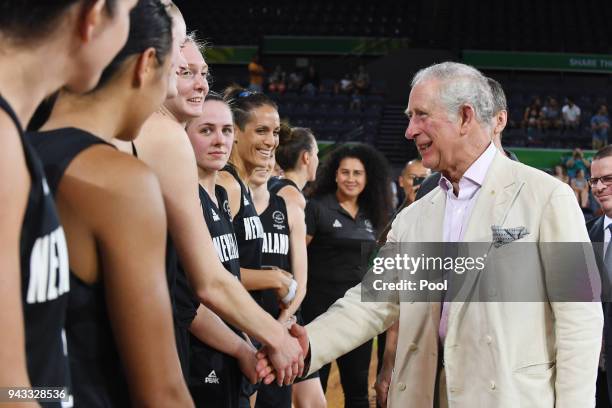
[190,186,242,358]
[199,185,241,279]
[260,194,291,272]
[267,177,299,196]
[1,95,70,408]
[221,165,264,270]
[27,127,130,407]
[259,194,292,317]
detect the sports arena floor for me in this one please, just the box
[325,340,379,408]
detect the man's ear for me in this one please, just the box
[458,104,477,136]
[134,48,157,87]
[398,175,405,188]
[79,0,106,42]
[494,110,508,136]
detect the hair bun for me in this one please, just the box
[223,84,248,101]
[278,122,293,144]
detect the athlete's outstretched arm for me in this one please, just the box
[132,118,303,384]
[87,153,193,407]
[0,119,38,407]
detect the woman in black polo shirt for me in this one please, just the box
[302,143,392,408]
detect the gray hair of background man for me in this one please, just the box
[411,62,494,129]
[487,77,507,115]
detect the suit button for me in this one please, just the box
[485,335,492,344]
[490,381,496,390]
[398,382,406,391]
[409,343,418,351]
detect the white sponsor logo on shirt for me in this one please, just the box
[333,219,343,228]
[205,370,220,384]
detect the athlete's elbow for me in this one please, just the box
[194,273,229,310]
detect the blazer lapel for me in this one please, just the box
[589,216,605,243]
[448,154,525,331]
[463,153,524,242]
[419,187,446,242]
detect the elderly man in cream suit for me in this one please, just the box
[280,63,604,408]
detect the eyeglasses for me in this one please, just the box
[588,174,612,187]
[405,174,426,186]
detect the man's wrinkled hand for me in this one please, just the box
[375,363,393,407]
[289,323,309,357]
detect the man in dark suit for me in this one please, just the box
[416,77,518,200]
[587,145,612,407]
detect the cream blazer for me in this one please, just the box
[306,152,603,408]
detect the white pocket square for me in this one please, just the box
[491,225,529,248]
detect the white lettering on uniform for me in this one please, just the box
[212,233,240,263]
[26,227,70,304]
[262,232,289,255]
[243,216,264,240]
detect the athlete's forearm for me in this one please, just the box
[189,304,248,358]
[240,268,286,292]
[280,286,305,321]
[194,270,286,349]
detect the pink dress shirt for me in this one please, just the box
[438,142,497,341]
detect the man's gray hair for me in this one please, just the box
[487,77,507,114]
[411,62,494,126]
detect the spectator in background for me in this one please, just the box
[338,74,354,94]
[287,70,303,91]
[397,159,430,208]
[571,168,590,209]
[553,165,570,184]
[522,96,542,142]
[562,97,581,130]
[591,104,610,150]
[354,65,370,93]
[522,96,542,133]
[248,54,265,92]
[541,97,563,131]
[268,65,286,94]
[302,65,321,95]
[564,148,591,178]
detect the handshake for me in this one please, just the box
[241,321,311,386]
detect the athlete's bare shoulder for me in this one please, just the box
[277,185,306,210]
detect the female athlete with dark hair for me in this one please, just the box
[0,0,135,397]
[247,152,310,408]
[269,125,326,407]
[27,1,193,405]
